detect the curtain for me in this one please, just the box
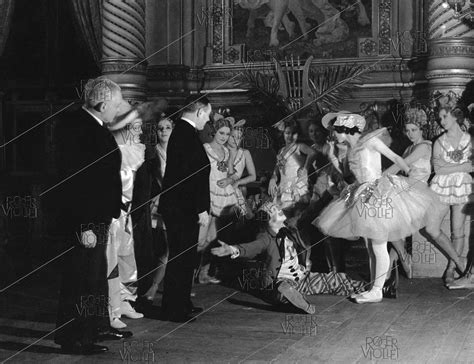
[0,0,15,56]
[69,0,102,65]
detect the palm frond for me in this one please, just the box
[232,61,370,126]
[309,64,369,114]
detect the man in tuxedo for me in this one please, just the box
[158,95,212,322]
[54,77,132,355]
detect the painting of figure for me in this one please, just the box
[233,0,372,59]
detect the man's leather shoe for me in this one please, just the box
[187,306,204,314]
[61,342,109,355]
[96,328,133,341]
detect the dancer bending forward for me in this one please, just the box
[212,201,365,314]
[314,114,456,304]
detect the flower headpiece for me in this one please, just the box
[404,107,428,129]
[213,112,246,129]
[435,91,459,110]
[333,113,366,132]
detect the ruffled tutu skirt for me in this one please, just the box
[313,175,441,241]
[430,172,472,205]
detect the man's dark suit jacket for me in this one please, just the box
[158,119,210,217]
[53,106,122,345]
[54,107,122,231]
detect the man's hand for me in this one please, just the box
[211,240,234,257]
[198,211,209,226]
[305,260,312,274]
[81,230,97,248]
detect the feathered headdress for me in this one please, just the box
[434,90,459,110]
[213,110,246,129]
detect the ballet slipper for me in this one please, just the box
[120,301,144,319]
[111,317,127,329]
[447,273,474,290]
[198,264,221,284]
[354,288,383,304]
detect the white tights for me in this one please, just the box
[370,240,390,290]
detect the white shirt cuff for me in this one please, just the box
[230,245,240,259]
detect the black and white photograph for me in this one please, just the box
[0,0,473,362]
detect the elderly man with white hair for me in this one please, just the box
[54,77,132,355]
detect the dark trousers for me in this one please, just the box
[161,213,198,318]
[55,223,110,346]
[133,212,154,297]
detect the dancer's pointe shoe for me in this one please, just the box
[110,317,127,329]
[350,289,368,300]
[354,288,383,304]
[447,274,474,290]
[120,301,144,319]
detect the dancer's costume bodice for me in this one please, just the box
[403,141,432,184]
[348,144,382,184]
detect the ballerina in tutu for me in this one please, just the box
[269,121,315,209]
[383,107,432,279]
[429,93,472,284]
[313,113,460,303]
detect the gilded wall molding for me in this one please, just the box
[429,44,474,57]
[101,59,147,74]
[378,0,392,55]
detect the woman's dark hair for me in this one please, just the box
[308,120,328,144]
[283,120,300,135]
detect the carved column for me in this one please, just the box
[425,0,474,96]
[100,0,147,103]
